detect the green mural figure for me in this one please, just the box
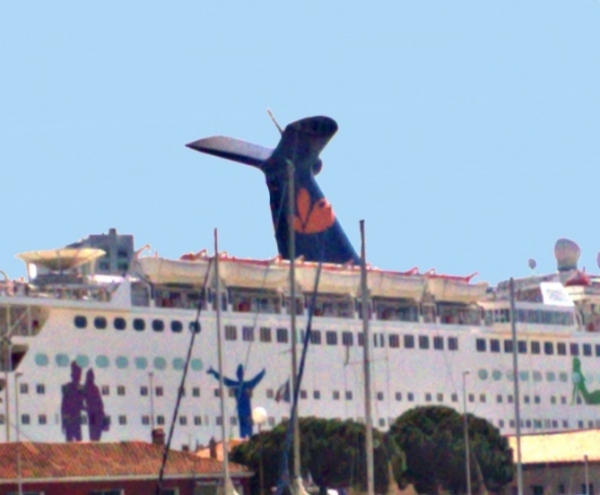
[572,357,600,405]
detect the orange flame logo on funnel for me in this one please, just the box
[293,188,336,234]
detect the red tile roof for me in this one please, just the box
[0,442,250,482]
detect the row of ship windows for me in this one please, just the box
[476,338,600,357]
[5,413,597,433]
[34,353,203,372]
[72,316,462,351]
[74,315,200,333]
[497,418,600,431]
[17,381,576,408]
[225,325,460,351]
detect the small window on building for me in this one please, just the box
[418,335,429,349]
[225,325,237,341]
[407,392,414,401]
[171,320,183,333]
[179,415,188,426]
[479,394,486,403]
[155,386,164,397]
[94,316,107,330]
[142,415,150,425]
[21,414,30,425]
[19,383,28,394]
[74,315,87,328]
[504,340,514,353]
[133,318,146,331]
[497,394,503,403]
[343,331,354,346]
[157,415,165,425]
[448,337,459,351]
[192,387,200,397]
[276,328,289,343]
[117,386,125,396]
[570,343,580,356]
[101,385,110,396]
[544,342,554,355]
[119,415,127,425]
[433,336,444,350]
[260,327,272,342]
[194,416,202,426]
[39,414,47,425]
[476,338,486,352]
[114,317,127,330]
[140,386,148,396]
[531,341,541,354]
[345,391,353,401]
[451,393,458,402]
[518,340,527,354]
[310,330,322,345]
[404,335,415,349]
[584,343,592,357]
[313,390,321,399]
[243,326,255,342]
[490,339,500,353]
[395,392,402,401]
[468,393,475,403]
[152,319,164,332]
[326,331,338,346]
[557,342,567,355]
[377,391,384,401]
[332,390,340,400]
[300,390,308,399]
[389,334,400,348]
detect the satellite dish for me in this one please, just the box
[528,258,537,271]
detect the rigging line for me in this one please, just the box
[155,256,214,495]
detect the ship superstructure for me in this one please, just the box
[1,232,600,450]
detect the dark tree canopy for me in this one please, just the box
[230,417,389,495]
[387,406,514,495]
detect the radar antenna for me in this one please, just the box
[267,108,284,135]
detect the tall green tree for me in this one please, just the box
[387,406,514,495]
[230,417,389,495]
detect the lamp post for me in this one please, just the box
[462,371,472,495]
[252,406,268,495]
[15,371,23,495]
[584,455,590,495]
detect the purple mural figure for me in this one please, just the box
[84,368,108,441]
[61,361,85,442]
[208,364,265,438]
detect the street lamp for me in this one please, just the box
[252,406,268,495]
[584,455,590,495]
[15,371,23,495]
[462,371,472,495]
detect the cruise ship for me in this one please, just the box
[1,116,600,451]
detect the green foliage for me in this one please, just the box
[229,417,389,495]
[387,406,515,495]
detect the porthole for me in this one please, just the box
[135,357,148,370]
[152,319,164,332]
[133,319,146,331]
[154,357,167,370]
[477,369,488,380]
[492,370,502,381]
[533,371,542,382]
[94,317,107,330]
[114,317,127,331]
[75,355,90,368]
[35,354,49,366]
[189,321,201,333]
[173,358,185,370]
[519,371,529,381]
[95,355,110,368]
[115,356,129,369]
[559,372,569,382]
[74,316,87,329]
[546,371,556,382]
[55,354,70,367]
[191,358,203,371]
[171,321,183,333]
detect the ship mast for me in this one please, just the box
[509,278,523,495]
[287,159,304,493]
[360,220,375,495]
[215,228,238,495]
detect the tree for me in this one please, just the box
[230,417,389,495]
[387,406,514,495]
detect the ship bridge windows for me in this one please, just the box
[439,303,481,325]
[312,293,353,318]
[230,288,281,314]
[373,297,418,322]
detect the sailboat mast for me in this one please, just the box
[214,229,235,494]
[287,160,301,481]
[509,278,523,495]
[360,220,375,495]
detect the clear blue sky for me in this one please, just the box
[1,1,599,284]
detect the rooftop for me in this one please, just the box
[0,441,249,482]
